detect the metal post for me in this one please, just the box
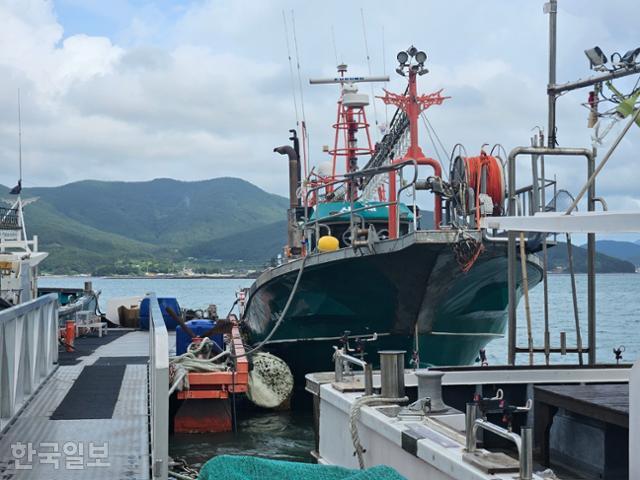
[566,234,584,365]
[508,231,517,364]
[508,146,518,364]
[520,427,533,480]
[587,161,596,365]
[465,403,477,452]
[546,0,558,148]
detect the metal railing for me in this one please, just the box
[147,293,169,479]
[0,294,58,430]
[0,207,20,230]
[465,402,533,480]
[301,160,420,252]
[334,350,373,396]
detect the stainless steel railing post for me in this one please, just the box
[147,293,169,479]
[334,351,373,396]
[465,403,478,452]
[520,426,533,480]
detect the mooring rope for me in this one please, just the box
[232,254,309,359]
[349,395,408,469]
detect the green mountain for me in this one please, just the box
[6,177,637,275]
[184,220,287,262]
[2,178,289,275]
[586,240,640,267]
[27,178,287,245]
[545,242,636,273]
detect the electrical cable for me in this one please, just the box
[282,11,299,125]
[360,8,379,137]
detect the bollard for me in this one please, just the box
[379,350,405,398]
[415,369,448,412]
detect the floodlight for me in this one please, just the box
[415,51,427,64]
[395,67,406,76]
[397,51,409,65]
[621,48,640,65]
[407,46,418,57]
[584,46,607,68]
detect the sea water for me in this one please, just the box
[40,274,640,466]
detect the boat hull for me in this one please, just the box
[243,231,542,381]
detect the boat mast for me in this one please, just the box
[546,0,558,148]
[379,46,449,236]
[309,66,387,201]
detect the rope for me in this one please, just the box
[349,395,408,469]
[282,10,299,125]
[519,232,534,365]
[463,153,505,219]
[360,8,379,135]
[233,255,308,359]
[168,345,230,393]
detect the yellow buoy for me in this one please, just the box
[317,235,339,252]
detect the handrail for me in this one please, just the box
[301,160,419,252]
[334,350,373,396]
[465,403,532,480]
[147,293,169,479]
[0,294,58,430]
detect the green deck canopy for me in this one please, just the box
[309,201,414,223]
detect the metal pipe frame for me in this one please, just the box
[506,147,595,365]
[302,161,419,252]
[334,350,373,396]
[148,292,169,479]
[465,403,532,480]
[0,294,58,430]
[549,63,640,95]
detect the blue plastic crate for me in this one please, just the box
[176,319,224,355]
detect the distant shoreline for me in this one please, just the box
[40,273,260,280]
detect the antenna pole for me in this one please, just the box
[18,88,22,183]
[546,0,558,148]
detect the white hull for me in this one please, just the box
[309,367,636,480]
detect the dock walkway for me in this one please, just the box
[0,330,160,479]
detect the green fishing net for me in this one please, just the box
[197,455,406,480]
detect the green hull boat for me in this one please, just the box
[243,230,542,381]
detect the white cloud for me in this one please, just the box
[0,0,637,215]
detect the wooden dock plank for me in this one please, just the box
[535,384,629,427]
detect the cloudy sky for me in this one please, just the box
[0,0,639,218]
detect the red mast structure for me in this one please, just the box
[310,65,389,202]
[378,46,450,237]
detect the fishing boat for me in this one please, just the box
[0,95,99,319]
[0,191,47,308]
[241,52,547,381]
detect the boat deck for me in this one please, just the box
[0,330,166,479]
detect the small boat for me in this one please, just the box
[241,56,544,382]
[0,189,48,308]
[0,95,99,321]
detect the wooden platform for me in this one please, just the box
[534,383,629,469]
[535,383,628,428]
